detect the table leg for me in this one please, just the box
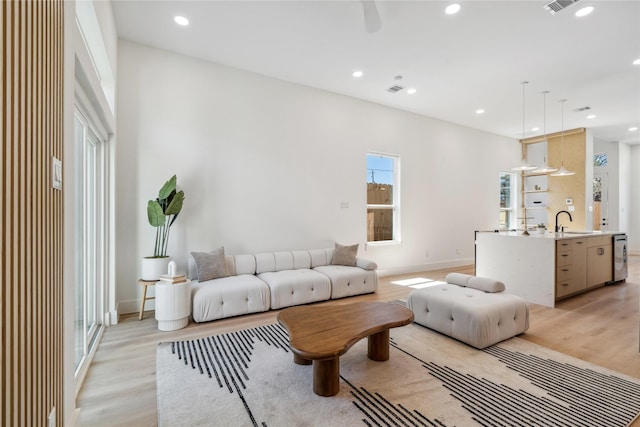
[368,329,390,361]
[139,284,148,321]
[313,357,340,397]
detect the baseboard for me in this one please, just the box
[117,299,154,315]
[629,249,640,256]
[377,258,474,277]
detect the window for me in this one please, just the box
[367,153,400,243]
[499,172,516,230]
[74,103,109,382]
[594,152,608,167]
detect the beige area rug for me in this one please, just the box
[157,320,640,427]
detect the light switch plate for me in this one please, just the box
[52,157,62,190]
[568,205,576,212]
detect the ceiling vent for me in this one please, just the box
[543,0,581,15]
[387,85,404,93]
[573,106,591,112]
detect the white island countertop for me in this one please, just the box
[475,230,622,307]
[481,230,622,240]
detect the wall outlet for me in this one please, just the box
[340,202,349,209]
[568,205,576,212]
[425,250,429,258]
[455,248,461,255]
[565,198,573,205]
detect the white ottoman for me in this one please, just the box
[407,274,529,349]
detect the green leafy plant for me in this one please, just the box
[147,175,185,257]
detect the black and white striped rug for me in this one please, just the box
[157,322,640,427]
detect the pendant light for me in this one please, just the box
[535,91,558,173]
[512,81,537,171]
[550,99,575,176]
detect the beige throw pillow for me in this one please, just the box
[191,247,230,282]
[331,243,358,266]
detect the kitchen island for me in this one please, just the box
[475,230,618,307]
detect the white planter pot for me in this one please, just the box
[141,256,171,281]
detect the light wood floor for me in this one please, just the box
[77,258,640,426]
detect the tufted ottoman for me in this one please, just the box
[407,273,529,349]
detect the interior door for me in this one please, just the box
[593,172,609,231]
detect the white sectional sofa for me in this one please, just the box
[189,246,378,323]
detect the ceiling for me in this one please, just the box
[112,0,640,144]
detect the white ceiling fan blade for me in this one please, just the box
[360,0,381,33]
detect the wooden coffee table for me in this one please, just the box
[277,301,414,396]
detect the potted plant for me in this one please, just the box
[140,175,185,280]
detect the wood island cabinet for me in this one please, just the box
[555,235,611,300]
[555,238,587,299]
[586,236,612,288]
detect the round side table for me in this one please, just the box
[155,280,191,331]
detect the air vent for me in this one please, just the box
[543,0,581,15]
[387,85,404,93]
[573,106,591,112]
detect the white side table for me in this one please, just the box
[155,280,191,331]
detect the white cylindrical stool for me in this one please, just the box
[155,280,191,331]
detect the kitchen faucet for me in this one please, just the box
[555,210,573,233]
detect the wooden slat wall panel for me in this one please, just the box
[1,1,65,426]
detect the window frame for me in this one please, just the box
[366,152,401,245]
[499,171,517,230]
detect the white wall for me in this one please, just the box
[630,145,640,253]
[116,40,520,312]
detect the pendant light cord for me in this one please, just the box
[521,81,528,159]
[560,99,566,167]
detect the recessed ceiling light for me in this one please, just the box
[629,127,639,132]
[633,58,640,66]
[531,127,540,132]
[587,114,596,119]
[445,3,461,15]
[174,15,189,26]
[407,88,417,95]
[475,109,485,115]
[352,70,363,78]
[575,6,594,17]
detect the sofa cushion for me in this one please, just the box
[227,254,257,276]
[445,272,472,287]
[356,258,378,270]
[258,269,331,309]
[331,243,358,266]
[467,276,505,293]
[309,248,332,267]
[314,265,378,299]
[255,251,313,274]
[445,273,505,293]
[191,275,270,323]
[191,247,230,282]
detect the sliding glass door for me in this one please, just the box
[73,106,107,375]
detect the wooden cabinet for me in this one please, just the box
[556,236,609,300]
[555,238,587,298]
[586,236,612,288]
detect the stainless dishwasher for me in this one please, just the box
[612,234,628,282]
